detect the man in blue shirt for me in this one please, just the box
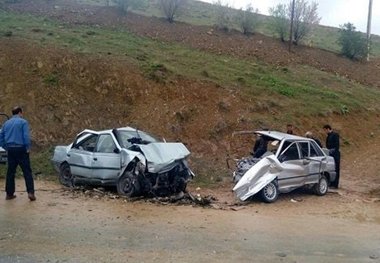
[0,106,36,201]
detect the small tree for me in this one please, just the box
[269,4,289,42]
[338,23,367,60]
[214,0,232,32]
[112,0,145,15]
[113,0,130,14]
[159,0,183,23]
[237,4,259,35]
[289,0,320,45]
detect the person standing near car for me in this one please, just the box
[0,106,36,201]
[305,131,322,148]
[323,124,340,189]
[253,134,268,158]
[286,124,295,135]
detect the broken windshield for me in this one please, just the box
[118,130,159,148]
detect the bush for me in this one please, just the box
[112,0,146,15]
[159,0,183,23]
[237,4,259,35]
[269,0,320,44]
[269,4,288,42]
[338,23,367,60]
[291,0,321,45]
[213,0,232,32]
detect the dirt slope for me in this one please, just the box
[1,39,380,178]
[4,0,380,88]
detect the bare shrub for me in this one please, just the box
[237,4,259,35]
[159,0,183,23]
[269,4,289,42]
[213,0,232,32]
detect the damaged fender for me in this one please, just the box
[233,155,283,201]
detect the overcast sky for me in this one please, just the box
[200,0,380,35]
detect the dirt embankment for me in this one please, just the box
[4,0,380,88]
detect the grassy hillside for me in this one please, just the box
[78,0,380,57]
[1,9,379,117]
[1,5,380,181]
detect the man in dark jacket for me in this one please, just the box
[0,106,36,201]
[323,124,340,188]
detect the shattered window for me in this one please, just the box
[74,134,98,152]
[96,134,116,153]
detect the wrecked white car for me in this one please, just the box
[52,127,194,197]
[233,131,336,203]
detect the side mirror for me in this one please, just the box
[303,159,311,165]
[114,148,121,154]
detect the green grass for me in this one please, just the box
[1,9,380,116]
[79,0,380,57]
[0,148,56,180]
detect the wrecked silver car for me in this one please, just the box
[233,131,336,203]
[52,127,194,197]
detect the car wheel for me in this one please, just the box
[260,181,279,203]
[59,163,74,187]
[314,175,328,196]
[117,170,141,197]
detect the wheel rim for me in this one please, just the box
[62,167,72,181]
[121,176,133,194]
[263,183,277,200]
[60,165,73,185]
[319,178,328,193]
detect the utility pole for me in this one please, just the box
[367,0,373,61]
[289,0,295,52]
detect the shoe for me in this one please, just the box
[5,194,17,200]
[28,193,36,201]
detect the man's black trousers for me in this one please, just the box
[6,147,34,196]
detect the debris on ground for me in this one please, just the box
[62,187,219,208]
[149,192,217,207]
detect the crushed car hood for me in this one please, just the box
[233,155,283,201]
[135,142,191,173]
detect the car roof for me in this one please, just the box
[79,127,137,135]
[255,131,311,141]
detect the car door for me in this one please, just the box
[68,133,98,179]
[304,141,327,184]
[91,133,121,181]
[277,141,307,190]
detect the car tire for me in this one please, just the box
[259,181,279,203]
[314,175,329,196]
[117,170,141,197]
[59,163,74,187]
